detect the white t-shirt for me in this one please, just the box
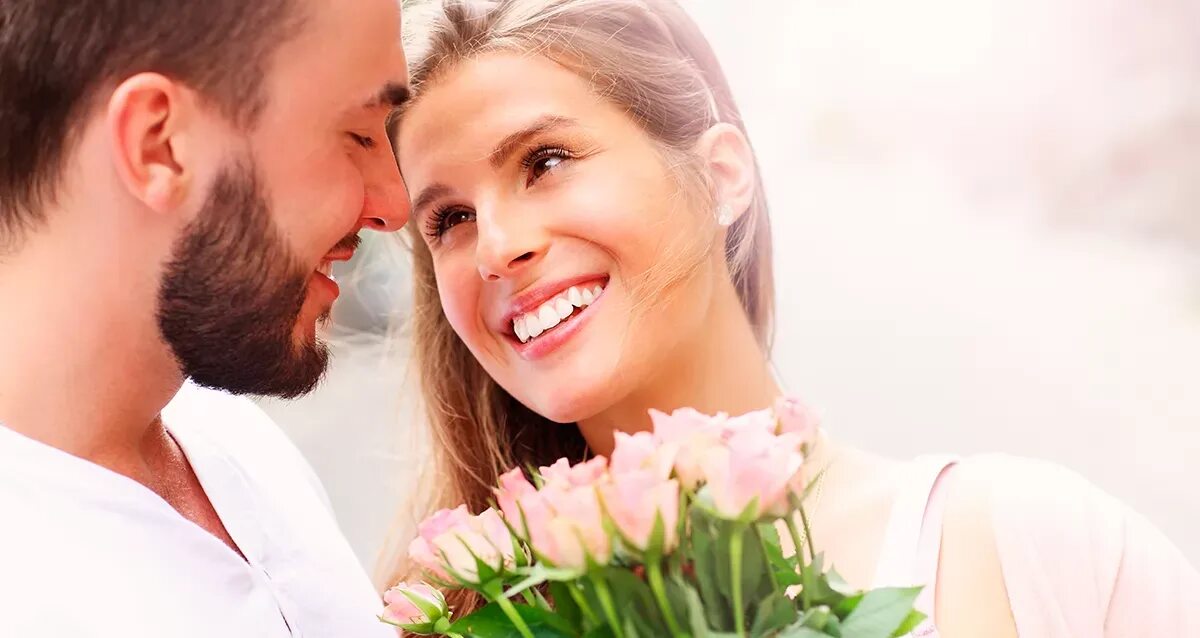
[0,383,395,638]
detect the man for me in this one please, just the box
[0,0,410,635]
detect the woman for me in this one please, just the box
[383,0,1200,635]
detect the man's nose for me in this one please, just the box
[360,153,410,232]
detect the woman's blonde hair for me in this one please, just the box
[380,0,775,595]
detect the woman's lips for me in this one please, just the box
[511,281,606,343]
[507,281,607,361]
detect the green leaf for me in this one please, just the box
[712,521,735,608]
[889,610,926,637]
[395,587,446,624]
[797,555,848,611]
[824,569,858,598]
[646,511,667,557]
[795,469,828,505]
[832,593,864,619]
[737,524,771,603]
[689,511,730,629]
[505,564,581,598]
[547,581,583,630]
[683,581,712,638]
[448,602,576,638]
[749,591,798,637]
[598,567,662,634]
[837,587,922,638]
[661,569,695,634]
[795,606,832,630]
[759,522,803,587]
[378,615,435,634]
[776,626,834,638]
[623,615,643,638]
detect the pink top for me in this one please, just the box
[872,454,1200,637]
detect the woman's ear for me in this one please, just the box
[693,122,757,227]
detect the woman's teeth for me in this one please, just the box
[513,284,604,344]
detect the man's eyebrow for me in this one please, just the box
[367,82,411,109]
[488,115,579,169]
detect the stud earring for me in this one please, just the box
[716,202,735,226]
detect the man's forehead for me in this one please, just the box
[276,0,408,115]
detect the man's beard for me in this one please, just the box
[156,158,329,398]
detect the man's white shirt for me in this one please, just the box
[0,382,395,638]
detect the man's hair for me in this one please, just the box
[0,0,302,245]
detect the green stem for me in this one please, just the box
[646,559,686,637]
[493,595,535,638]
[730,529,747,637]
[590,573,628,638]
[753,524,781,592]
[531,587,553,612]
[784,515,811,609]
[433,617,462,637]
[519,589,538,608]
[798,505,817,563]
[567,582,601,626]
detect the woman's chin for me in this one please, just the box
[522,385,613,425]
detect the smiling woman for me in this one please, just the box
[382,0,1199,634]
[392,0,773,486]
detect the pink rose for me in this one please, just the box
[610,431,675,480]
[720,407,778,438]
[495,468,540,537]
[530,481,611,570]
[407,506,471,581]
[650,408,724,489]
[539,456,608,487]
[600,431,680,553]
[774,397,819,443]
[600,472,680,554]
[407,506,519,584]
[700,428,806,521]
[497,460,613,571]
[380,582,447,631]
[649,407,721,443]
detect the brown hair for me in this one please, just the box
[0,0,302,247]
[381,0,775,597]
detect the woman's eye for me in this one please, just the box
[426,207,476,240]
[529,155,565,181]
[442,210,474,232]
[522,147,572,185]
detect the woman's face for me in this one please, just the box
[397,52,724,422]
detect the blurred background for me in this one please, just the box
[255,0,1200,574]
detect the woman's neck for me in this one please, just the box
[577,277,780,456]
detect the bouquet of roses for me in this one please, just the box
[382,399,924,638]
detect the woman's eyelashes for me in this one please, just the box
[425,205,475,239]
[520,144,574,186]
[423,143,582,241]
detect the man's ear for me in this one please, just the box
[693,122,757,226]
[105,73,196,214]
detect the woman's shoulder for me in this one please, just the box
[947,453,1127,558]
[940,453,1200,637]
[947,453,1161,580]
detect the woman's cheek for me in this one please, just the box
[436,265,477,339]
